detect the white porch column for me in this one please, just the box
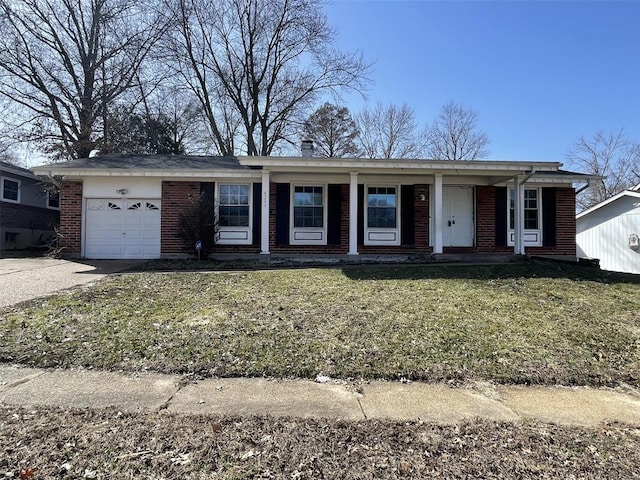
[433,173,443,254]
[260,170,270,255]
[513,176,525,255]
[348,171,359,256]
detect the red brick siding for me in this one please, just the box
[160,181,260,255]
[160,181,200,254]
[475,186,497,252]
[415,185,430,252]
[476,186,576,255]
[59,181,83,255]
[526,187,576,256]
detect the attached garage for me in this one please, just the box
[85,198,161,259]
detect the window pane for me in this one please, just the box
[218,185,250,227]
[48,191,59,208]
[294,186,323,228]
[510,188,539,231]
[367,187,397,228]
[3,179,19,201]
[524,209,538,229]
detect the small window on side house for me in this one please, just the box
[2,178,20,203]
[48,190,60,209]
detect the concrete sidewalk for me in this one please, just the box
[1,365,639,426]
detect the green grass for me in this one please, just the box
[1,260,639,386]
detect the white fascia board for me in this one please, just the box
[238,156,563,172]
[31,167,260,180]
[576,190,640,219]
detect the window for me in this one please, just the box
[367,187,397,228]
[508,187,542,246]
[364,185,400,245]
[2,178,20,203]
[293,186,324,228]
[219,184,250,227]
[509,188,540,230]
[5,232,18,244]
[290,185,326,245]
[47,190,60,209]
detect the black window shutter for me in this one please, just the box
[357,184,364,244]
[401,185,415,245]
[327,184,342,245]
[252,182,262,246]
[495,187,507,247]
[200,182,215,245]
[542,188,556,247]
[200,182,214,204]
[275,183,290,246]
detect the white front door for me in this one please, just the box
[85,199,161,259]
[443,186,474,247]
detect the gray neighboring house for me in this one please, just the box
[0,161,60,252]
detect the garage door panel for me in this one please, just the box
[85,198,161,259]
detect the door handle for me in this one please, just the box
[447,220,451,227]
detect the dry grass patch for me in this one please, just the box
[2,405,639,479]
[1,261,639,385]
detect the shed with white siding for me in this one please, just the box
[576,188,640,274]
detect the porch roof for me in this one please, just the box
[32,153,598,185]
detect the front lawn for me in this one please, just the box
[1,261,638,386]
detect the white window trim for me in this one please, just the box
[290,183,327,246]
[507,186,542,247]
[364,184,401,246]
[1,176,21,204]
[216,183,253,245]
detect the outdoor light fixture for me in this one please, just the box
[116,188,128,195]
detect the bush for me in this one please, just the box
[178,193,217,259]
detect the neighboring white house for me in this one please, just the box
[576,186,640,274]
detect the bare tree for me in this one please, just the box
[566,130,640,210]
[425,101,490,160]
[166,0,370,156]
[0,141,21,166]
[301,103,359,157]
[356,102,425,159]
[0,0,169,160]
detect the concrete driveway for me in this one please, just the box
[0,257,141,308]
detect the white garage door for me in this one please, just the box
[85,199,161,259]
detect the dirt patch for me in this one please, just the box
[1,404,639,479]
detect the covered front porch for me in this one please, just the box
[240,156,595,259]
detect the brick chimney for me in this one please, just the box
[301,140,314,158]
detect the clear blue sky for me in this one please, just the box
[324,0,640,162]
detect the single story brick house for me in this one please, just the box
[32,153,595,261]
[1,161,59,252]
